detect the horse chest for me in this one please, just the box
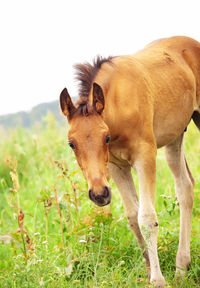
[109,142,132,167]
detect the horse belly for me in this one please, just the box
[153,90,195,148]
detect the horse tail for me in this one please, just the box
[192,111,200,131]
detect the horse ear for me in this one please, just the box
[92,82,105,114]
[60,88,76,121]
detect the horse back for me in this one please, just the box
[143,36,200,108]
[95,36,200,148]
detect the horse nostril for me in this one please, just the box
[95,195,102,202]
[89,189,93,201]
[103,186,110,198]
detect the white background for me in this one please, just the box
[0,0,199,115]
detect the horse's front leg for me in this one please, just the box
[135,143,166,287]
[109,163,150,277]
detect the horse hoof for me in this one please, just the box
[175,262,190,279]
[151,276,166,287]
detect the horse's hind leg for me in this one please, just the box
[165,134,194,276]
[109,163,150,277]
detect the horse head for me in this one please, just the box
[60,82,111,206]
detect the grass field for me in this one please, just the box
[0,113,200,288]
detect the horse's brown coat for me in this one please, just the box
[60,36,200,287]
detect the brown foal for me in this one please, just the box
[60,36,200,287]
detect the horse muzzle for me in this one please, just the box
[88,186,111,206]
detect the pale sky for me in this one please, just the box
[0,0,199,115]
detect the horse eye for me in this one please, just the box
[105,135,111,144]
[68,142,76,150]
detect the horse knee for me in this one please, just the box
[127,212,138,228]
[138,208,157,225]
[138,209,159,234]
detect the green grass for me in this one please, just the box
[0,114,200,287]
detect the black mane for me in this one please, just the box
[74,56,113,99]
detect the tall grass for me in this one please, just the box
[0,113,199,287]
